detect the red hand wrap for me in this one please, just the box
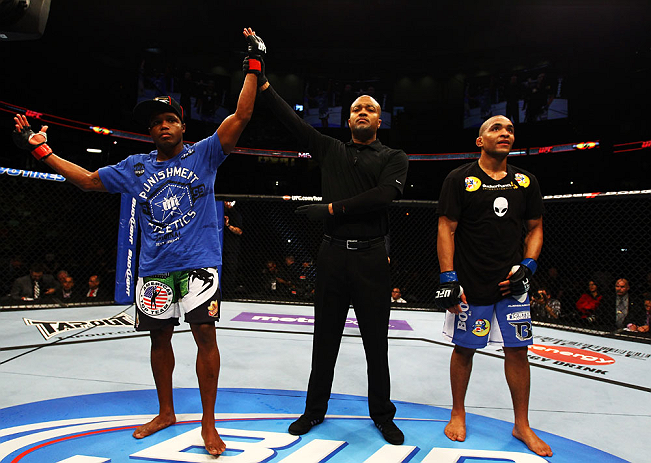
[31,143,53,160]
[248,58,262,72]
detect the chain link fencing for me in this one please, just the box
[1,172,649,342]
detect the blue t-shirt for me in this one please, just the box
[98,132,226,277]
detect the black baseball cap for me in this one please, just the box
[133,96,184,126]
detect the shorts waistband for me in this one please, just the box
[323,235,385,250]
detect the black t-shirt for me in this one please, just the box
[261,86,408,238]
[438,161,544,304]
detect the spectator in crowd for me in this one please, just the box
[534,266,564,300]
[260,260,281,296]
[628,297,650,333]
[60,276,76,300]
[84,274,111,301]
[57,270,70,287]
[222,200,244,297]
[11,263,59,300]
[298,260,317,300]
[640,272,651,297]
[531,287,561,320]
[600,278,644,331]
[390,287,406,304]
[575,280,602,323]
[1,254,27,297]
[278,255,300,296]
[42,252,61,275]
[82,246,112,285]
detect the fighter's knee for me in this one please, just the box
[454,345,476,358]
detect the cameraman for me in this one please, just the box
[531,287,561,320]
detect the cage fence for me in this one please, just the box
[1,173,649,342]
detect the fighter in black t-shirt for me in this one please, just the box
[435,115,552,457]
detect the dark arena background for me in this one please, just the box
[1,2,650,463]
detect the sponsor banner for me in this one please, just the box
[0,166,65,182]
[523,335,651,380]
[0,388,626,462]
[114,194,138,304]
[529,344,616,366]
[231,312,413,331]
[281,195,323,201]
[23,312,134,340]
[533,335,650,361]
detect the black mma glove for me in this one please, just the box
[12,122,52,160]
[246,32,266,56]
[434,271,464,310]
[243,56,267,86]
[244,33,267,86]
[508,258,537,296]
[295,204,331,220]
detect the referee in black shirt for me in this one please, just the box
[243,30,408,445]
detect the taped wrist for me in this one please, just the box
[32,143,53,160]
[440,271,458,283]
[521,258,537,275]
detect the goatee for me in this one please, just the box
[351,125,375,143]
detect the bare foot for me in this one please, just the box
[132,414,176,439]
[513,425,553,457]
[444,411,466,442]
[202,425,226,456]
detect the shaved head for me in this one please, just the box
[351,95,381,114]
[478,115,513,136]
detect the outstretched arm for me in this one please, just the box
[217,73,257,154]
[215,27,261,154]
[13,114,106,192]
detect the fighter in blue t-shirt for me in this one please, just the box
[434,115,552,457]
[12,27,266,458]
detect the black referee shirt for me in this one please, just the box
[261,86,409,239]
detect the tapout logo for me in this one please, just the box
[528,344,616,365]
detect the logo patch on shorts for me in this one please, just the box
[139,280,174,316]
[472,319,491,336]
[506,310,530,321]
[208,300,219,318]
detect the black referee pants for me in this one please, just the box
[304,239,397,424]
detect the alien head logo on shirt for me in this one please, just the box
[493,197,508,217]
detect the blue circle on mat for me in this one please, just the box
[0,388,626,462]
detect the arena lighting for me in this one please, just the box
[3,100,650,160]
[91,126,112,135]
[575,141,599,150]
[86,148,102,153]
